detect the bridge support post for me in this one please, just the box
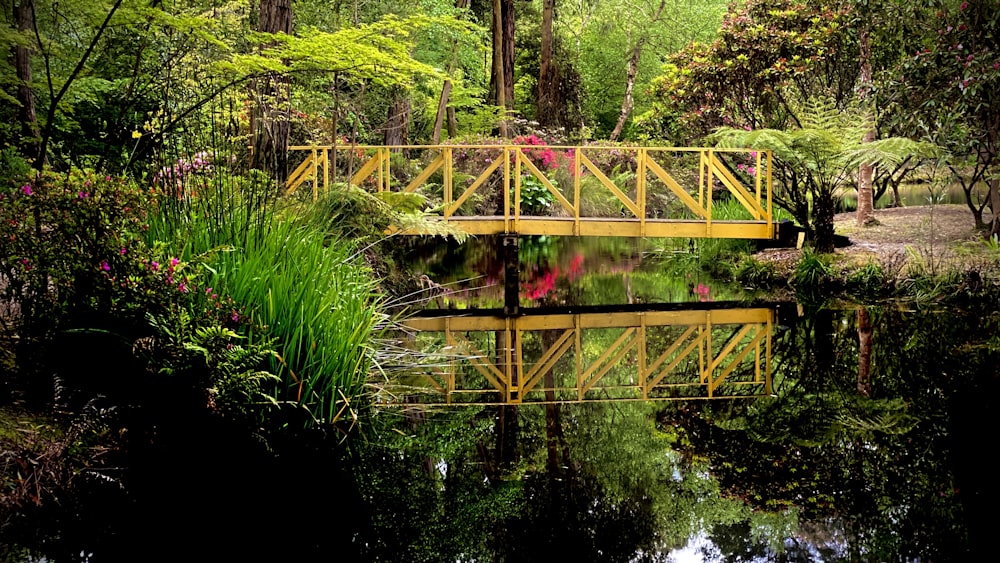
[502,235,519,316]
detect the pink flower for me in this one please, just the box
[231,310,239,323]
[171,257,179,267]
[150,261,160,271]
[960,2,968,10]
[101,260,110,272]
[78,192,89,199]
[21,184,32,196]
[178,283,188,293]
[120,248,127,255]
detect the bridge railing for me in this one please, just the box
[286,144,774,238]
[383,307,773,405]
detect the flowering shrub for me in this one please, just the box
[0,170,156,334]
[0,168,264,413]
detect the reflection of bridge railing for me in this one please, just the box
[388,307,773,405]
[286,144,774,239]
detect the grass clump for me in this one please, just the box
[735,256,780,289]
[846,261,890,299]
[791,248,835,295]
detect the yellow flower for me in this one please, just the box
[131,130,142,139]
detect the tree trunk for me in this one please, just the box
[384,92,410,148]
[609,42,641,142]
[251,0,293,182]
[856,25,877,227]
[989,176,1000,239]
[431,80,452,143]
[490,0,508,137]
[537,0,557,126]
[502,0,515,109]
[857,306,872,397]
[14,0,39,157]
[814,189,836,253]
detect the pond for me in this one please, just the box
[6,236,999,562]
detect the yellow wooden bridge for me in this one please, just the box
[286,144,775,239]
[386,306,773,405]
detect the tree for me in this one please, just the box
[711,98,934,252]
[12,0,39,157]
[888,0,1000,237]
[250,0,293,181]
[609,0,666,141]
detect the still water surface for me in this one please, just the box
[10,236,999,562]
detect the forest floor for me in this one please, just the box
[754,204,997,275]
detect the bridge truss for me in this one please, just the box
[386,307,774,406]
[286,144,775,239]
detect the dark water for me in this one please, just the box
[6,237,999,562]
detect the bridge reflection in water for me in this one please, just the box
[388,304,773,405]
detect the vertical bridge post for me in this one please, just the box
[502,235,519,316]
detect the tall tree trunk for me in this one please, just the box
[537,0,557,126]
[13,0,39,157]
[251,0,293,182]
[502,0,515,109]
[856,24,878,227]
[490,0,508,137]
[609,41,641,142]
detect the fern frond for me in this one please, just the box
[391,213,471,243]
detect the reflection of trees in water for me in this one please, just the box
[351,305,998,560]
[664,305,999,559]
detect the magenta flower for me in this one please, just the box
[120,248,127,255]
[21,184,32,196]
[178,283,189,293]
[170,257,179,267]
[150,261,160,271]
[101,260,110,272]
[231,310,239,323]
[78,192,90,199]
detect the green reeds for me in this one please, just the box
[145,165,382,426]
[212,216,380,425]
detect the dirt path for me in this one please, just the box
[755,204,994,271]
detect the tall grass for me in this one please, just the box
[145,164,382,426]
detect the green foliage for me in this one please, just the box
[735,256,779,289]
[846,261,890,298]
[145,173,384,426]
[0,169,157,337]
[142,309,278,418]
[790,248,834,292]
[710,96,937,251]
[518,174,555,214]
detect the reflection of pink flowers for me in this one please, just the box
[523,266,560,300]
[567,254,584,282]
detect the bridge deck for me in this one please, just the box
[418,216,772,238]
